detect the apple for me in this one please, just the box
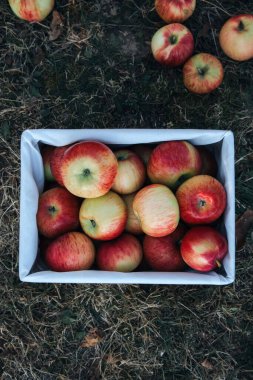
[122,193,143,235]
[147,141,202,188]
[45,232,95,272]
[133,184,180,237]
[219,15,253,61]
[36,187,80,238]
[8,0,54,22]
[151,23,194,67]
[155,0,196,23]
[41,145,55,182]
[97,233,143,272]
[198,146,217,177]
[183,53,224,94]
[143,224,186,271]
[79,191,127,240]
[61,141,118,198]
[176,175,226,224]
[50,144,72,186]
[180,226,228,271]
[131,145,153,166]
[112,149,145,194]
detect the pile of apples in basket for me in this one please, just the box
[38,140,228,274]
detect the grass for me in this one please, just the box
[0,0,253,379]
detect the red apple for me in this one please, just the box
[155,0,196,23]
[147,141,202,188]
[180,226,228,271]
[198,147,217,177]
[183,53,224,94]
[176,175,226,224]
[41,145,55,182]
[79,191,127,240]
[97,233,143,272]
[8,0,54,22]
[219,15,253,61]
[50,144,72,186]
[61,141,118,198]
[122,193,143,235]
[131,145,153,166]
[112,149,145,194]
[143,224,186,271]
[133,184,180,237]
[36,187,80,238]
[45,232,95,272]
[151,23,194,67]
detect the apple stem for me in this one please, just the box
[48,206,56,213]
[197,66,209,76]
[90,219,96,228]
[216,260,222,268]
[83,168,91,177]
[238,20,244,31]
[169,34,178,45]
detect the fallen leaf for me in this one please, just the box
[81,328,103,348]
[236,209,253,250]
[201,359,214,370]
[49,10,64,41]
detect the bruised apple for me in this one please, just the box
[9,0,54,22]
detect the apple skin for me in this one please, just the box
[61,141,118,198]
[219,15,253,62]
[176,175,226,224]
[45,232,95,272]
[143,223,186,271]
[198,147,217,177]
[151,23,194,67]
[183,53,224,94]
[41,145,55,182]
[8,0,54,22]
[155,0,196,23]
[133,184,180,238]
[180,226,228,272]
[50,144,72,186]
[36,187,80,238]
[79,191,127,241]
[97,233,143,272]
[147,141,202,189]
[131,145,153,166]
[122,192,143,235]
[112,149,146,195]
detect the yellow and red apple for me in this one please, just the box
[97,233,143,272]
[50,144,72,187]
[133,184,180,237]
[122,192,143,235]
[155,0,196,23]
[151,23,194,67]
[148,141,201,188]
[79,191,127,240]
[8,0,54,22]
[41,145,55,182]
[181,226,228,271]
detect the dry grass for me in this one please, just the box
[0,0,253,379]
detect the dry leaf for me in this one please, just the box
[49,10,64,41]
[236,209,253,250]
[201,359,214,370]
[80,328,103,348]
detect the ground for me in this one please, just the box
[0,0,253,379]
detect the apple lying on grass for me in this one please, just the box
[50,144,72,186]
[41,145,55,182]
[45,232,95,272]
[122,193,143,235]
[37,187,80,238]
[183,53,224,94]
[148,141,201,188]
[151,23,194,67]
[133,184,180,237]
[219,15,253,61]
[112,149,145,194]
[61,141,118,198]
[8,0,55,22]
[143,223,186,271]
[79,191,127,240]
[97,233,143,272]
[181,226,228,271]
[176,175,226,224]
[155,0,196,23]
